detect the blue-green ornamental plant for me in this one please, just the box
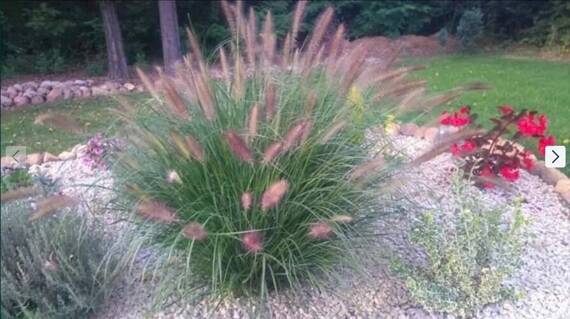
[111,1,481,308]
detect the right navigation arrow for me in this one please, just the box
[552,150,559,163]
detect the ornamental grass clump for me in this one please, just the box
[111,1,482,302]
[1,200,118,319]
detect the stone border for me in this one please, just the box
[1,80,144,109]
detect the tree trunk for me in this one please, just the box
[100,0,128,80]
[158,0,182,75]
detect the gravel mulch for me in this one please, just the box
[26,132,570,319]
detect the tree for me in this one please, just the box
[158,0,182,74]
[100,0,128,80]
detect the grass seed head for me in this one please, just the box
[241,231,264,253]
[225,130,254,163]
[137,200,178,224]
[308,222,334,240]
[182,222,208,241]
[241,192,254,211]
[261,179,289,211]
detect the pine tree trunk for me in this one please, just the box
[100,0,128,80]
[158,0,182,75]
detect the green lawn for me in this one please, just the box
[1,94,147,156]
[2,55,569,175]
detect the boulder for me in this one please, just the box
[51,81,63,88]
[13,84,22,91]
[74,80,87,86]
[23,88,37,99]
[46,87,63,103]
[37,87,50,96]
[26,153,44,166]
[40,80,53,89]
[555,179,570,194]
[400,123,419,136]
[79,86,91,97]
[13,95,29,107]
[58,151,76,161]
[71,87,82,98]
[92,86,109,96]
[23,81,38,90]
[124,82,136,91]
[86,79,94,86]
[423,127,439,142]
[531,162,567,186]
[136,85,145,92]
[6,86,18,98]
[1,95,13,108]
[63,80,75,87]
[31,95,45,105]
[1,156,18,168]
[63,88,74,100]
[43,152,59,163]
[414,126,427,139]
[104,81,121,91]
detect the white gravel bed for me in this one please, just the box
[26,133,570,319]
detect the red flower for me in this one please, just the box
[451,143,461,156]
[439,107,471,127]
[500,165,520,182]
[461,140,477,153]
[517,113,548,137]
[479,165,495,189]
[499,104,513,116]
[538,135,556,156]
[521,151,534,170]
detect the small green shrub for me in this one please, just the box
[0,200,117,319]
[392,186,526,318]
[457,8,483,51]
[1,170,33,194]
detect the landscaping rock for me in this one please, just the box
[399,123,419,136]
[46,88,63,103]
[58,151,76,161]
[92,86,109,96]
[26,153,44,166]
[136,85,145,92]
[13,95,29,107]
[414,126,426,139]
[43,152,59,163]
[72,87,83,98]
[63,88,74,100]
[0,156,18,168]
[31,95,45,105]
[80,86,92,97]
[74,80,87,86]
[423,127,439,142]
[104,81,121,91]
[1,95,12,107]
[124,82,136,91]
[13,84,22,91]
[555,179,570,194]
[40,80,53,89]
[23,88,37,99]
[23,81,38,90]
[37,87,49,96]
[6,86,18,98]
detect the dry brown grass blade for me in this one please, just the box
[339,45,368,94]
[29,195,78,222]
[319,120,346,144]
[185,134,205,162]
[1,186,40,203]
[34,112,83,133]
[161,77,190,119]
[351,154,385,181]
[225,130,254,163]
[136,67,160,101]
[246,104,259,144]
[291,0,307,48]
[304,7,334,66]
[232,50,245,99]
[194,73,216,120]
[407,128,484,167]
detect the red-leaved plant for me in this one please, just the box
[440,104,556,188]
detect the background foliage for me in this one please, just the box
[1,0,567,76]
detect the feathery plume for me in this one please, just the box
[319,120,346,144]
[300,120,313,145]
[170,131,191,159]
[161,77,189,118]
[185,134,205,162]
[219,47,231,87]
[282,32,292,68]
[136,67,160,101]
[351,154,385,181]
[372,65,426,85]
[241,231,263,253]
[304,91,317,116]
[328,24,345,62]
[193,73,216,120]
[166,170,182,184]
[262,141,283,164]
[137,200,178,224]
[261,179,289,211]
[232,49,245,99]
[330,215,354,223]
[245,7,257,67]
[186,28,206,73]
[225,130,254,163]
[395,88,426,113]
[1,186,39,203]
[29,195,78,222]
[291,1,307,48]
[182,222,208,241]
[339,45,368,94]
[375,80,427,100]
[282,121,306,151]
[264,82,276,121]
[221,0,236,36]
[34,112,82,133]
[308,222,334,240]
[43,255,59,272]
[304,7,334,65]
[261,11,276,66]
[246,104,259,144]
[241,192,253,210]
